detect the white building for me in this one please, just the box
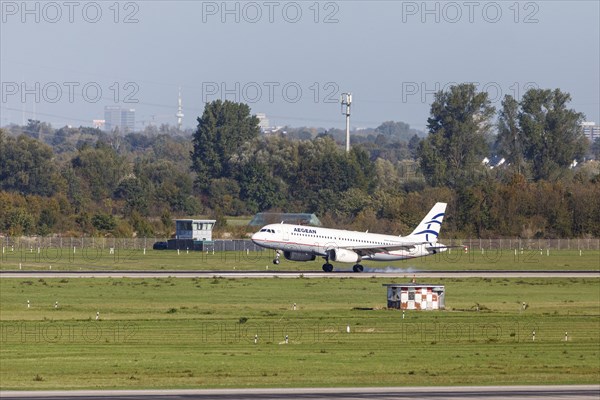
[175,219,216,241]
[256,113,270,132]
[581,122,599,142]
[92,119,105,129]
[383,283,445,310]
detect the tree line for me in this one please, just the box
[1,84,599,238]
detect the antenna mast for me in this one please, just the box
[341,92,352,152]
[176,87,184,130]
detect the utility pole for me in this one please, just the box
[341,92,352,152]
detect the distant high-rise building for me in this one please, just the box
[120,108,135,132]
[104,106,120,132]
[581,122,599,142]
[104,106,136,133]
[256,113,270,132]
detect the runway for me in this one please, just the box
[0,270,598,278]
[1,386,599,399]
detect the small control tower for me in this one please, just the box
[175,219,216,241]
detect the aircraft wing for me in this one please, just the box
[343,243,464,257]
[344,242,427,257]
[425,244,465,251]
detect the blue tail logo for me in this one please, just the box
[408,203,447,243]
[414,213,444,242]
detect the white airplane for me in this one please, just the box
[251,202,450,272]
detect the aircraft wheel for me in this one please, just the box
[273,258,280,265]
[353,264,364,273]
[322,263,333,273]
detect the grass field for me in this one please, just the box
[1,247,599,271]
[1,277,598,390]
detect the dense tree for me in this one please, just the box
[113,176,149,216]
[151,134,192,165]
[23,119,53,141]
[134,159,199,215]
[48,126,78,154]
[518,88,588,180]
[348,146,377,192]
[0,133,63,196]
[419,83,495,188]
[71,141,128,200]
[38,205,59,235]
[61,166,87,214]
[191,100,260,189]
[5,208,36,235]
[417,130,447,187]
[295,144,375,215]
[569,180,600,236]
[236,160,284,213]
[374,159,400,192]
[408,134,421,159]
[336,188,371,218]
[91,213,117,232]
[129,210,155,237]
[375,121,412,141]
[591,138,600,160]
[496,95,526,174]
[1,94,598,239]
[208,178,244,215]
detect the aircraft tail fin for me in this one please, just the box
[406,202,447,243]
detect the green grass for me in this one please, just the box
[1,277,598,389]
[1,248,599,271]
[225,217,253,226]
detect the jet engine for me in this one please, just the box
[328,248,361,263]
[284,251,316,262]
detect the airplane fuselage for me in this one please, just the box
[251,224,441,261]
[251,202,449,272]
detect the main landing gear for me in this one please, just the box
[352,264,364,273]
[320,258,364,273]
[322,255,333,272]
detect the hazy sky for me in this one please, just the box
[1,0,599,131]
